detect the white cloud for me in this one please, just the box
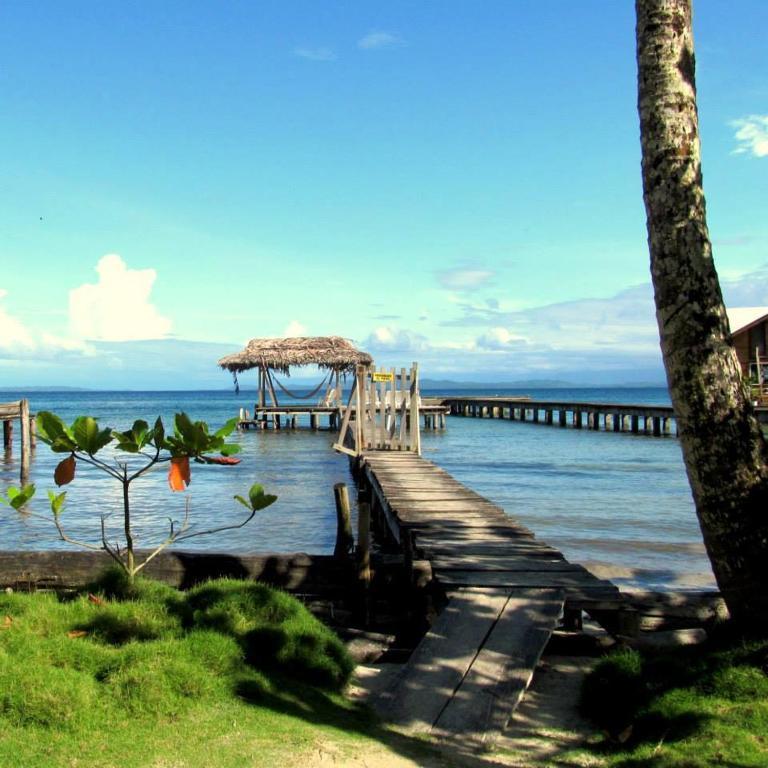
[0,289,95,360]
[294,47,336,61]
[0,289,36,352]
[283,320,307,337]
[357,31,402,50]
[436,268,495,292]
[722,262,768,306]
[475,327,527,350]
[69,254,172,341]
[363,326,429,354]
[731,115,768,157]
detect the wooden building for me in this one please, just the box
[727,307,768,382]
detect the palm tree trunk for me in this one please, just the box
[636,0,768,629]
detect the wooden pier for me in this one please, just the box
[357,451,624,744]
[237,403,449,432]
[441,396,677,437]
[1,399,35,481]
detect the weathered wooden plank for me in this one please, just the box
[416,542,563,558]
[429,556,580,571]
[401,519,535,532]
[391,500,505,513]
[375,587,511,730]
[434,588,565,743]
[434,570,616,589]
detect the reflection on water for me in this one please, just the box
[0,388,714,588]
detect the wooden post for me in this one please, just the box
[310,413,318,430]
[357,500,371,626]
[409,362,420,455]
[545,409,553,425]
[2,420,11,450]
[652,416,662,436]
[258,367,266,408]
[334,370,341,407]
[19,399,30,482]
[265,368,279,407]
[355,364,366,453]
[631,414,639,433]
[559,409,567,427]
[333,483,354,559]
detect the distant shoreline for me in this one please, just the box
[0,381,669,394]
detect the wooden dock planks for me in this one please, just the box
[433,588,565,744]
[375,587,514,731]
[361,450,621,743]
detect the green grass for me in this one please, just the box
[0,568,391,767]
[580,624,768,767]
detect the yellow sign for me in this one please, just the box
[372,372,394,382]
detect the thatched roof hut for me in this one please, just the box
[218,336,372,375]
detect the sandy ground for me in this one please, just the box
[301,653,602,767]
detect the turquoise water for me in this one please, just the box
[0,388,712,588]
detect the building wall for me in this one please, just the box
[732,321,768,378]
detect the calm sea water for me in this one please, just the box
[0,387,713,589]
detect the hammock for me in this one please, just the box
[270,369,333,400]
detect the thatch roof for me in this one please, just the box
[218,336,372,375]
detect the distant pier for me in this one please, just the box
[440,396,678,437]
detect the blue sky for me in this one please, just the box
[1,1,766,388]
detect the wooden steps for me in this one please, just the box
[361,450,622,743]
[374,587,564,745]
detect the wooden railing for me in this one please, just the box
[334,363,421,457]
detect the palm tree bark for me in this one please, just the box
[636,0,768,628]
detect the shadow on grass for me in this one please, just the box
[581,621,768,768]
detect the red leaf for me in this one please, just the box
[203,456,241,465]
[168,456,191,492]
[87,593,105,606]
[67,630,88,639]
[54,455,76,486]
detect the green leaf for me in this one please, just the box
[72,416,113,455]
[36,411,77,452]
[247,483,277,512]
[233,494,251,510]
[219,444,241,457]
[152,417,166,450]
[113,419,151,453]
[3,484,36,510]
[214,418,238,439]
[47,489,66,517]
[174,413,210,455]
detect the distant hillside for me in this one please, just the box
[421,378,574,389]
[0,386,94,392]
